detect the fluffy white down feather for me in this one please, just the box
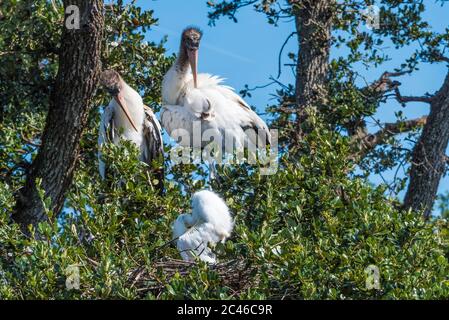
[172,190,234,264]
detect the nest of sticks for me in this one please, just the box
[127,258,257,298]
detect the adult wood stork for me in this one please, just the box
[98,70,164,190]
[172,190,233,264]
[161,27,271,157]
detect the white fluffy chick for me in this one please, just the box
[172,190,233,264]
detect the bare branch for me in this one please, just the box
[383,70,411,78]
[21,133,41,147]
[277,32,297,79]
[353,116,428,158]
[393,87,433,106]
[365,70,433,106]
[435,53,449,64]
[366,70,410,94]
[275,102,297,114]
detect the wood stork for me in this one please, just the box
[161,27,271,158]
[98,70,164,190]
[172,190,233,264]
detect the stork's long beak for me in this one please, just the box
[187,48,198,88]
[114,93,139,132]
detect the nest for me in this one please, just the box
[127,258,257,298]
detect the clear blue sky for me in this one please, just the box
[135,0,448,212]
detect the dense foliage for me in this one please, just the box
[1,124,448,299]
[0,1,448,299]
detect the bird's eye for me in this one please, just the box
[108,87,119,96]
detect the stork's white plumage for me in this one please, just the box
[172,190,233,264]
[161,27,271,154]
[98,70,163,188]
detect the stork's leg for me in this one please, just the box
[208,160,217,183]
[207,160,225,188]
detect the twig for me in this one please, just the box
[277,32,297,79]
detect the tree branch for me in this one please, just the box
[277,32,297,79]
[435,53,449,64]
[366,71,409,94]
[393,87,433,106]
[353,116,428,157]
[363,70,434,107]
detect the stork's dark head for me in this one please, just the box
[99,69,139,132]
[99,69,123,96]
[181,26,202,52]
[180,26,202,88]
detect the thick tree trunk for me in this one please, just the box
[14,0,104,229]
[292,0,333,139]
[404,70,449,218]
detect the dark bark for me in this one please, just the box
[13,0,104,229]
[291,0,334,140]
[404,70,449,218]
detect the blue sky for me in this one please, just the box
[136,0,448,212]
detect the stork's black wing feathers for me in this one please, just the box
[142,105,164,193]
